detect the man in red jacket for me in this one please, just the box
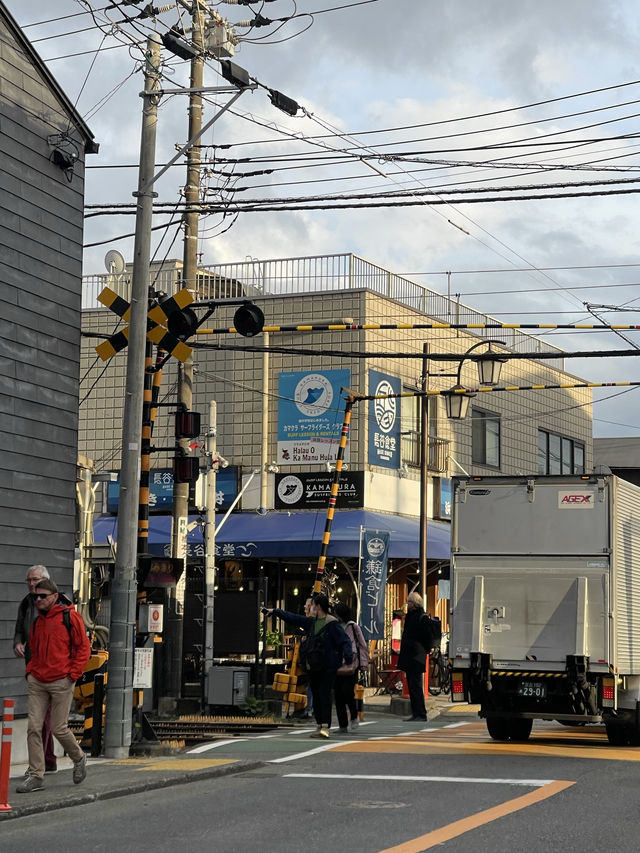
[16,578,91,794]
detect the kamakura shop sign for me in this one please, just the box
[274,471,364,509]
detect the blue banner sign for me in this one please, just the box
[367,370,401,469]
[358,529,390,641]
[277,369,350,465]
[438,477,452,519]
[107,467,239,513]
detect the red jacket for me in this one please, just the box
[26,604,91,683]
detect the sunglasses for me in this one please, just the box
[34,592,52,600]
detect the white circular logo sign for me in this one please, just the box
[277,475,304,505]
[366,536,386,558]
[294,373,333,417]
[374,379,396,433]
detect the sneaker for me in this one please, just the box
[338,726,349,733]
[45,763,58,774]
[16,774,44,794]
[403,715,427,722]
[309,728,330,739]
[349,719,359,731]
[73,753,87,785]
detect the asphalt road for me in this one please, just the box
[5,708,640,853]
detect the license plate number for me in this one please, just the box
[518,680,546,698]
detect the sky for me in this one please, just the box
[7,0,640,437]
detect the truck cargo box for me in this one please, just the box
[449,474,640,745]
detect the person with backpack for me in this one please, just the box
[267,592,352,739]
[333,602,369,733]
[13,565,72,774]
[16,577,91,794]
[398,591,434,722]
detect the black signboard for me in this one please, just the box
[275,471,364,509]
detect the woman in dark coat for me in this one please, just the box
[268,593,352,739]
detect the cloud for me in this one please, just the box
[8,0,640,434]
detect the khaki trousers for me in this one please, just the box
[26,675,84,778]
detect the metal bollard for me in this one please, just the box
[0,699,15,812]
[91,674,105,757]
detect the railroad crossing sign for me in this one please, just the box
[95,286,196,363]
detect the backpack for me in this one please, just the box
[426,616,442,650]
[348,621,369,669]
[300,625,329,673]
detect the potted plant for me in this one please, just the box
[259,625,282,652]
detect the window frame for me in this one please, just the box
[538,429,585,475]
[471,406,501,469]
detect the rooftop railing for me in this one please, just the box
[82,252,564,370]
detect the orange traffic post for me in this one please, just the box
[401,656,428,700]
[0,698,15,812]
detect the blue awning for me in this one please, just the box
[93,510,450,560]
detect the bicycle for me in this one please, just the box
[428,647,451,696]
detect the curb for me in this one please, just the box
[0,759,264,820]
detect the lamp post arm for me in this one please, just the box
[456,338,506,384]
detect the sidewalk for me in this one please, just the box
[3,754,263,820]
[2,692,472,820]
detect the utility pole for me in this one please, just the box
[419,343,429,605]
[203,399,217,702]
[104,34,162,758]
[165,0,206,710]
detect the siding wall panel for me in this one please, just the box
[0,9,93,713]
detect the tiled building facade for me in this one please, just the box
[79,256,593,688]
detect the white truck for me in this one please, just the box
[449,473,640,746]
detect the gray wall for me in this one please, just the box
[0,8,93,713]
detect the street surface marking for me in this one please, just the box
[285,773,557,786]
[138,758,237,771]
[187,739,247,754]
[443,703,481,713]
[334,720,640,761]
[376,780,574,853]
[269,741,357,763]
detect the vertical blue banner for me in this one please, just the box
[368,369,401,469]
[358,529,390,641]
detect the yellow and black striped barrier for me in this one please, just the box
[196,320,640,335]
[490,671,567,678]
[74,651,109,751]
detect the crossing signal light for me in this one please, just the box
[173,456,199,484]
[175,410,201,440]
[151,293,200,341]
[167,306,199,339]
[234,302,264,337]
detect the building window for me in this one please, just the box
[538,430,585,474]
[401,392,438,468]
[401,388,420,467]
[472,407,500,468]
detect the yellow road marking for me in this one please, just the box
[140,758,237,771]
[336,738,640,761]
[107,758,236,771]
[443,704,480,713]
[377,780,574,853]
[330,721,640,761]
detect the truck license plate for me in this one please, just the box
[518,680,546,698]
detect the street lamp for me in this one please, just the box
[444,340,507,420]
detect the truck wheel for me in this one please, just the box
[486,716,510,741]
[605,723,629,746]
[510,718,533,741]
